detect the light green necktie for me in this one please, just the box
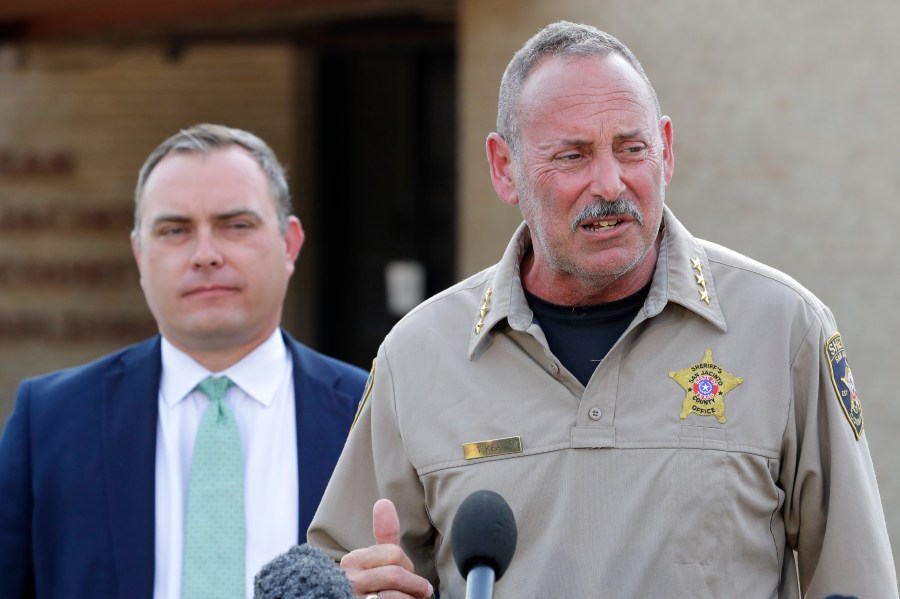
[182,376,245,599]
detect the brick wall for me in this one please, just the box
[0,41,299,413]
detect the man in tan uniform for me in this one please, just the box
[308,21,898,598]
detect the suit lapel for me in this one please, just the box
[285,333,355,543]
[101,337,161,599]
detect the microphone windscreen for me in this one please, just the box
[254,543,353,599]
[451,489,517,580]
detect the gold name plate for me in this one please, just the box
[462,436,522,460]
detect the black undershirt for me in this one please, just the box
[524,282,652,387]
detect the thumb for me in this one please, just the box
[372,498,401,546]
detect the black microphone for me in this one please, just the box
[254,543,353,599]
[451,490,517,599]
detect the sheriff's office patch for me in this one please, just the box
[669,349,743,423]
[351,358,376,430]
[825,333,863,440]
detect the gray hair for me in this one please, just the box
[133,123,292,234]
[497,21,661,155]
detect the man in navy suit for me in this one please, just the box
[0,124,368,598]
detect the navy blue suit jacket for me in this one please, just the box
[0,331,367,598]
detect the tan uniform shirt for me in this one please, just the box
[309,207,897,598]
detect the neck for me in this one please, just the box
[166,328,278,373]
[522,236,661,306]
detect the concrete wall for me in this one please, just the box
[459,0,900,579]
[0,42,308,414]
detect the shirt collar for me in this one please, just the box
[160,329,289,407]
[468,206,727,359]
[647,206,727,331]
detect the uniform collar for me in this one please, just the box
[467,206,726,359]
[646,206,727,331]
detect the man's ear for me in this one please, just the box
[660,116,675,185]
[486,132,520,206]
[284,216,305,265]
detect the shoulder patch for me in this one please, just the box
[825,333,863,440]
[351,358,376,430]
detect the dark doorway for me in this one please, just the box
[314,38,456,368]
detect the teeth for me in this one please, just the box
[586,220,621,231]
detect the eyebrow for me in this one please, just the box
[547,129,650,149]
[150,213,191,229]
[613,129,649,142]
[214,208,262,222]
[556,138,591,148]
[149,208,262,229]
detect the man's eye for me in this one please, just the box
[557,152,583,161]
[624,144,646,153]
[159,226,187,237]
[226,221,254,230]
[618,144,649,160]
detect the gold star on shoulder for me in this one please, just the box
[691,257,711,305]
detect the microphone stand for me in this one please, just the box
[466,564,496,599]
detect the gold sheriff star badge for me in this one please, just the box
[669,349,743,423]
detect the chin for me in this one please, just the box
[174,316,246,339]
[574,251,640,278]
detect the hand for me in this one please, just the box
[340,498,434,599]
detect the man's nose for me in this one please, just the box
[589,154,626,201]
[191,230,224,269]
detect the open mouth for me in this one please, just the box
[583,219,622,232]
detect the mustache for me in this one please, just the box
[570,198,644,232]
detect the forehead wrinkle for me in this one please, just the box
[532,67,656,115]
[534,87,653,127]
[561,90,652,115]
[531,107,656,148]
[519,60,661,151]
[538,85,635,108]
[521,53,658,112]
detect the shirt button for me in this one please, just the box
[588,407,602,421]
[549,362,559,374]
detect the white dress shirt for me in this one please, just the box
[153,330,299,599]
